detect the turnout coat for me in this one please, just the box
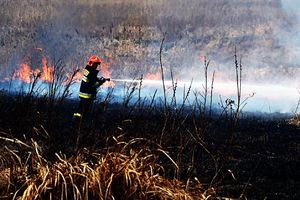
[79,65,105,99]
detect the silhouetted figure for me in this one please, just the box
[73,55,108,150]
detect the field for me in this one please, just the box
[1,0,300,199]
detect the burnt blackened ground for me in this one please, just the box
[0,91,299,199]
[209,120,300,199]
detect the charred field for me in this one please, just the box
[0,84,299,199]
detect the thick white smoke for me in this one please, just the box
[0,0,299,113]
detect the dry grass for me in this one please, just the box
[288,115,300,127]
[0,136,214,200]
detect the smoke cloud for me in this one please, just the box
[0,0,299,112]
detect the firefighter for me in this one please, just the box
[73,55,108,119]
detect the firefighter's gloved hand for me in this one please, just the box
[99,77,107,84]
[94,77,106,88]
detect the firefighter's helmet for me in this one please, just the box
[87,55,102,67]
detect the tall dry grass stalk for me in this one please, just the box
[0,135,214,200]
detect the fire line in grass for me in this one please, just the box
[7,55,116,87]
[11,56,55,83]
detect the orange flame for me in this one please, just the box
[145,72,161,80]
[40,56,54,82]
[14,63,32,83]
[12,57,55,83]
[11,56,116,88]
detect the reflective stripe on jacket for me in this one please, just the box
[79,92,94,99]
[79,66,99,99]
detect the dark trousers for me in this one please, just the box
[73,98,94,149]
[74,98,93,119]
[73,98,93,137]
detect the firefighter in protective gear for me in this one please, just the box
[73,55,107,119]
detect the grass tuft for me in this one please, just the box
[1,136,213,200]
